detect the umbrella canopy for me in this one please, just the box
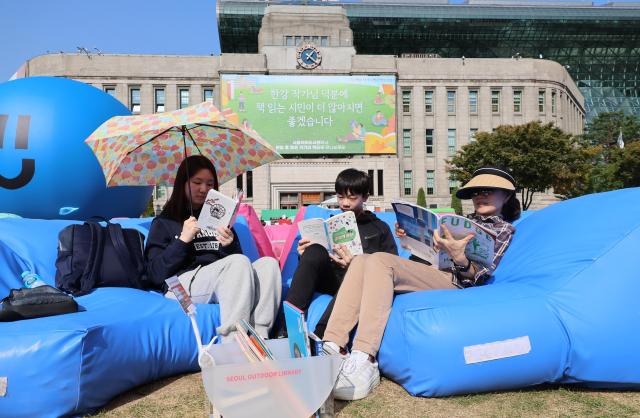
[85,101,282,186]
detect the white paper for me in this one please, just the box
[298,218,330,249]
[463,336,531,364]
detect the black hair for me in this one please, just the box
[161,155,218,222]
[501,192,521,222]
[335,168,370,197]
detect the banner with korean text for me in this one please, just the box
[220,75,396,155]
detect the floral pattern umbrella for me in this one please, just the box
[85,101,282,186]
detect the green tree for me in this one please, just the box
[571,111,640,196]
[450,188,463,215]
[615,141,640,188]
[416,187,427,207]
[581,111,640,149]
[447,121,588,210]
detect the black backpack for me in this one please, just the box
[55,219,147,296]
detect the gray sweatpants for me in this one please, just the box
[165,254,282,342]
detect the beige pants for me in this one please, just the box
[323,252,457,356]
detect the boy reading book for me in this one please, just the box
[282,168,397,339]
[297,211,364,257]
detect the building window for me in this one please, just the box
[447,129,456,155]
[425,129,434,154]
[402,90,411,113]
[236,174,243,191]
[104,86,116,97]
[513,89,522,113]
[377,169,384,196]
[469,128,478,142]
[403,129,412,156]
[426,170,435,195]
[551,91,557,114]
[447,90,456,114]
[179,88,190,109]
[368,169,375,196]
[538,90,546,113]
[321,36,329,46]
[449,179,458,195]
[285,36,294,46]
[203,88,214,102]
[129,88,141,114]
[424,90,434,113]
[154,88,165,113]
[491,90,500,113]
[469,89,478,114]
[403,170,413,196]
[246,170,253,198]
[294,36,302,46]
[280,192,298,210]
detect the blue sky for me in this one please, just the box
[0,0,220,81]
[1,0,638,82]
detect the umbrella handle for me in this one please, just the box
[182,126,194,218]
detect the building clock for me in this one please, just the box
[296,44,322,69]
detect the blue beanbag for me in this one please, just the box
[379,188,640,396]
[0,215,260,417]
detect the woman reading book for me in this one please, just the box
[322,167,521,401]
[145,155,281,341]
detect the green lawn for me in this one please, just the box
[95,373,640,418]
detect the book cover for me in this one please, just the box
[392,200,496,269]
[283,301,311,358]
[297,211,363,256]
[197,189,243,236]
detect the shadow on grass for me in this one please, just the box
[96,374,188,413]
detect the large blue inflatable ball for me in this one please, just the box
[0,77,152,220]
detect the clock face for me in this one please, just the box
[296,44,322,69]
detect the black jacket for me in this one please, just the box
[356,210,398,256]
[144,214,242,291]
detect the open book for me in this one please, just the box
[197,189,243,236]
[391,200,496,269]
[297,211,363,256]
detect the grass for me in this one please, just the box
[94,374,640,418]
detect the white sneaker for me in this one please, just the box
[332,350,380,401]
[322,341,347,360]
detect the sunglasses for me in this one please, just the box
[470,189,495,198]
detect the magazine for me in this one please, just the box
[197,189,243,236]
[283,301,311,358]
[391,200,496,269]
[297,211,363,256]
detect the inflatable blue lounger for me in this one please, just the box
[0,215,260,417]
[302,189,640,397]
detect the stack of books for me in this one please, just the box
[234,319,275,362]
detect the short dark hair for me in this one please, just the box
[335,168,370,197]
[161,155,218,222]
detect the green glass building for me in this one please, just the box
[217,0,640,120]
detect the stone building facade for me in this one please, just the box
[21,5,584,213]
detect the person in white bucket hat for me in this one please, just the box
[321,167,521,401]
